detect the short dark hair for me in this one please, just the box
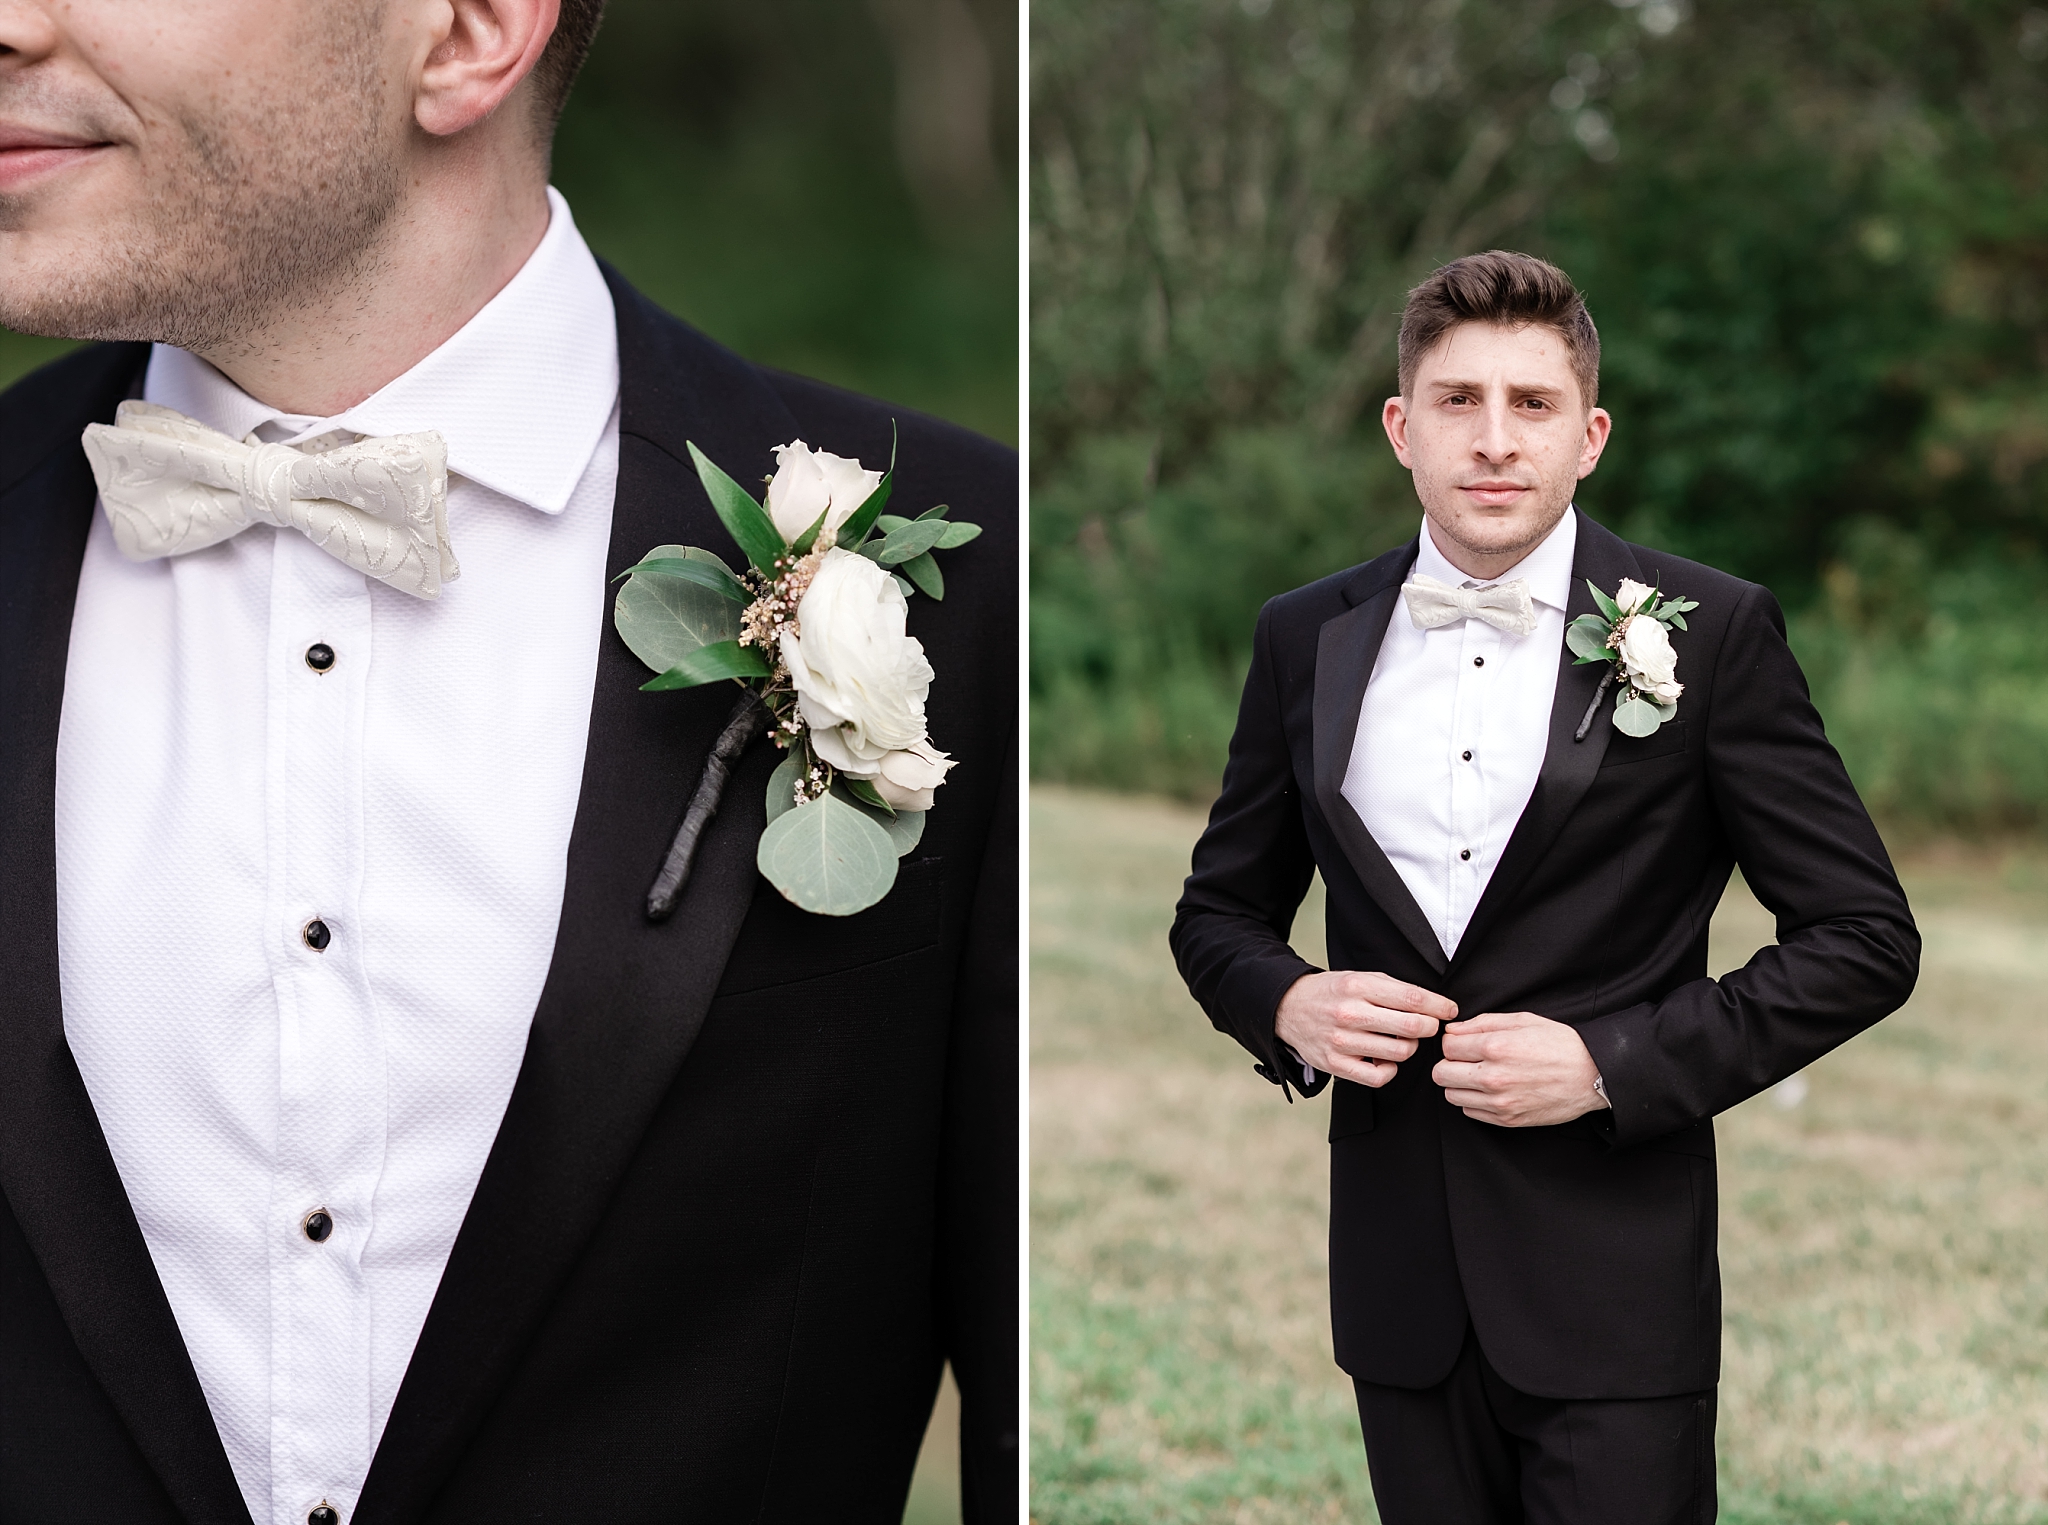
[532,0,607,126]
[1396,251,1601,409]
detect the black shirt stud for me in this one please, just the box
[305,643,336,673]
[309,1504,340,1525]
[303,1210,333,1244]
[302,919,331,952]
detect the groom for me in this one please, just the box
[1172,251,1917,1522]
[0,3,1013,1524]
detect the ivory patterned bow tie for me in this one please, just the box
[80,399,460,600]
[1401,573,1538,637]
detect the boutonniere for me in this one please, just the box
[1567,577,1698,739]
[612,435,980,919]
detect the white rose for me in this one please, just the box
[765,439,884,548]
[1614,578,1657,616]
[782,549,952,805]
[1616,613,1684,704]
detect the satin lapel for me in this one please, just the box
[1309,542,1448,975]
[1450,514,1641,967]
[0,344,255,1525]
[354,271,805,1525]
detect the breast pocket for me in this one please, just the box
[1598,718,1690,770]
[716,856,947,996]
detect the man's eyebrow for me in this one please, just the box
[1425,377,1569,397]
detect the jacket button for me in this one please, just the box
[303,1210,334,1243]
[305,643,336,673]
[303,919,331,952]
[309,1505,340,1525]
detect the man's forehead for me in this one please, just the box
[1418,321,1574,385]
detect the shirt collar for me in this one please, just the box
[1411,505,1579,614]
[142,186,618,516]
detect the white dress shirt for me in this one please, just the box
[1342,509,1578,959]
[55,187,620,1525]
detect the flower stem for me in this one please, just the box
[646,690,772,922]
[1573,666,1615,743]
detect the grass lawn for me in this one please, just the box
[1030,786,2048,1524]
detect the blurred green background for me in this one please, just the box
[1031,0,2048,833]
[0,0,1019,446]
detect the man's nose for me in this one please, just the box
[1473,399,1518,462]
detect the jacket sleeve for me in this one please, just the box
[938,721,1017,1523]
[1576,584,1921,1145]
[1170,601,1329,1097]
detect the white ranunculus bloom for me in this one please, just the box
[1617,613,1684,703]
[1614,578,1657,616]
[782,549,953,805]
[765,439,885,548]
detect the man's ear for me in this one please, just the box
[1576,406,1613,481]
[1382,395,1416,470]
[414,0,561,138]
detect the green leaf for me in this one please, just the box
[934,521,982,550]
[790,503,832,556]
[1669,613,1689,631]
[686,441,786,573]
[875,514,915,534]
[619,554,748,604]
[1587,580,1622,623]
[640,639,772,690]
[843,775,895,815]
[879,809,925,856]
[614,545,743,675]
[765,750,805,825]
[877,519,949,565]
[916,503,951,521]
[834,423,898,548]
[899,550,944,599]
[756,792,899,915]
[892,574,916,599]
[855,540,887,561]
[1565,615,1613,663]
[1612,694,1663,737]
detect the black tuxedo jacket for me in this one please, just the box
[0,271,1016,1523]
[1171,511,1918,1400]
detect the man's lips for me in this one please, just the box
[1459,481,1536,505]
[0,131,113,191]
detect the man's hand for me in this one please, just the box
[1275,971,1457,1089]
[1433,1011,1608,1126]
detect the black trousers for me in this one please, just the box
[1352,1326,1716,1525]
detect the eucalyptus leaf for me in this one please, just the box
[620,554,749,604]
[765,750,805,825]
[898,551,944,600]
[756,791,899,916]
[1565,615,1613,663]
[877,519,948,565]
[686,441,786,574]
[934,521,982,550]
[875,514,915,533]
[916,503,951,521]
[1612,695,1663,737]
[856,540,887,561]
[879,809,925,857]
[641,639,772,690]
[892,574,916,599]
[614,545,744,674]
[1587,580,1622,623]
[1651,697,1680,722]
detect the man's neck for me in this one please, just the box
[190,141,552,418]
[1424,511,1565,583]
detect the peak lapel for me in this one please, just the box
[1310,542,1449,975]
[0,344,254,1525]
[1450,513,1640,967]
[354,273,804,1525]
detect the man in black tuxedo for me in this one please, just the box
[1172,251,1917,1522]
[0,3,1013,1523]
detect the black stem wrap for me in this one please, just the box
[1573,667,1616,743]
[646,690,773,922]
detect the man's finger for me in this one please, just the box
[1329,1030,1420,1064]
[1456,1010,1541,1033]
[1368,977,1459,1022]
[1335,1003,1440,1039]
[1328,1054,1399,1088]
[1432,1060,1493,1091]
